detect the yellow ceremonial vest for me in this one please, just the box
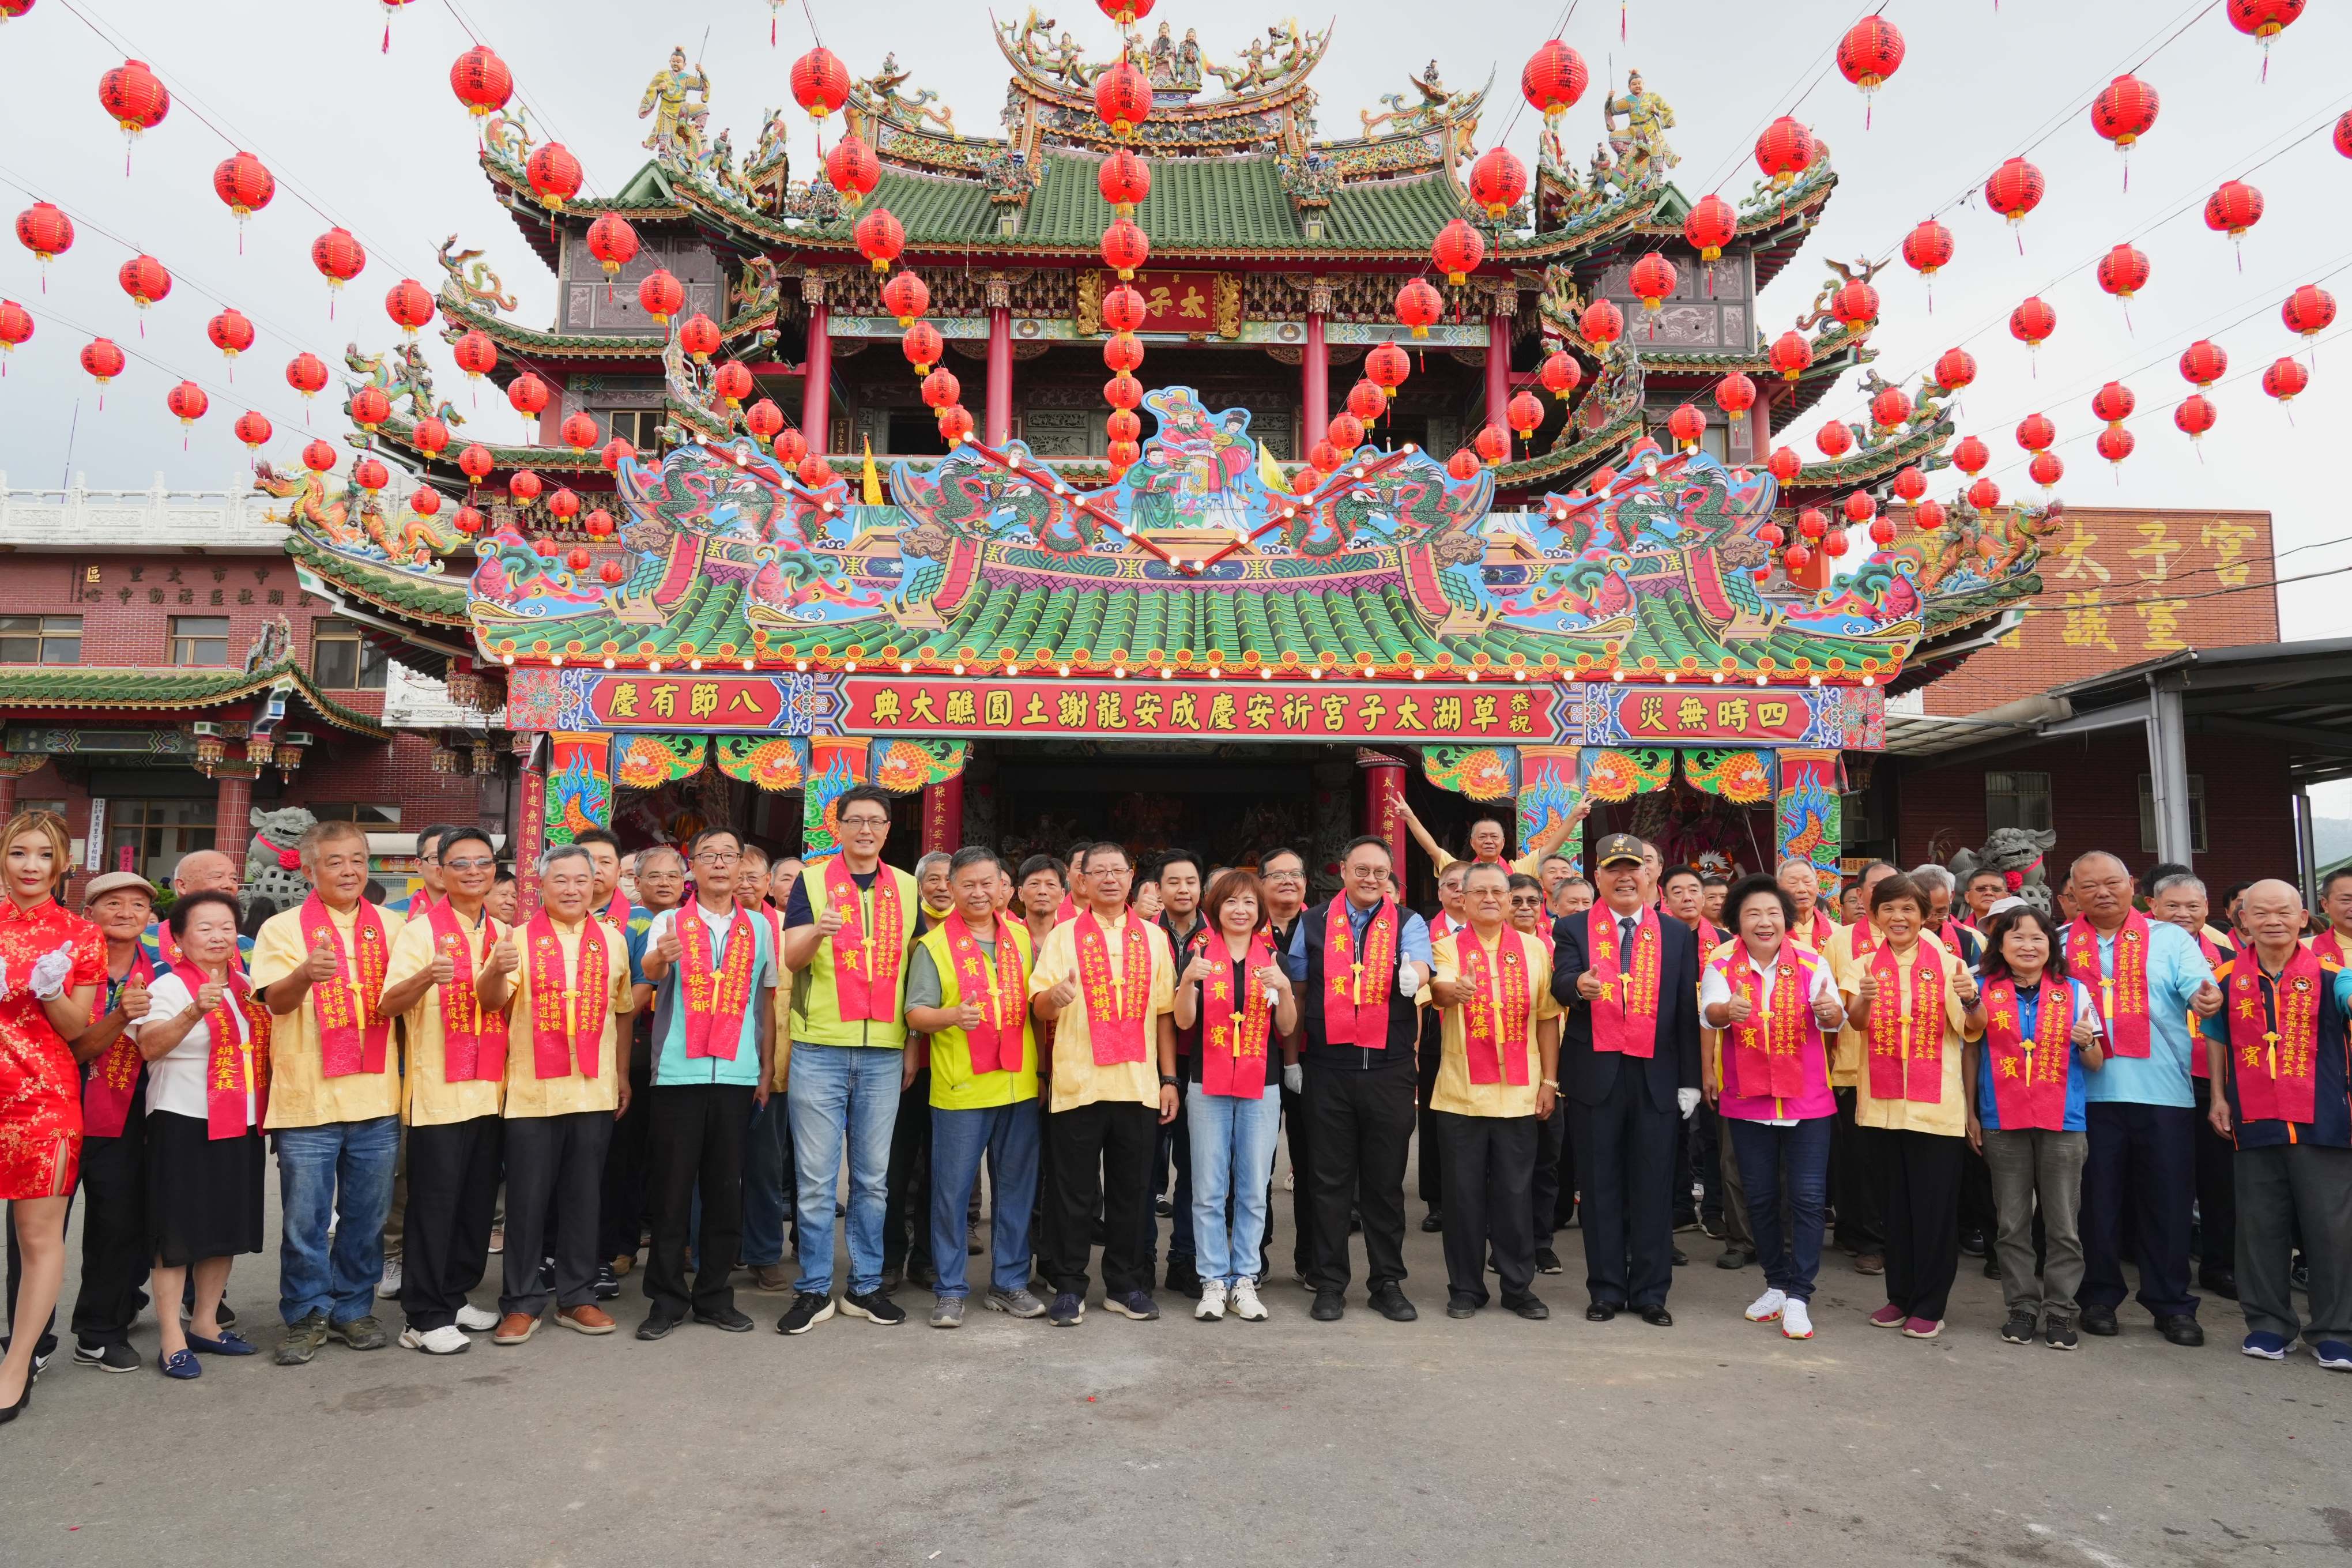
[915,921,1039,1111]
[788,862,918,1049]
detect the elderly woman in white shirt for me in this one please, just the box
[134,890,268,1378]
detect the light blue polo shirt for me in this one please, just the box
[2082,919,2213,1109]
[646,900,777,1088]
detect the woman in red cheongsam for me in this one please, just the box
[0,810,103,1424]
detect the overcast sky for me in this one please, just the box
[3,0,2347,637]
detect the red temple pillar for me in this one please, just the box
[1303,278,1330,455]
[214,766,254,868]
[1485,293,1513,436]
[985,276,1013,447]
[922,775,963,855]
[1358,749,1409,883]
[801,274,832,457]
[513,732,548,918]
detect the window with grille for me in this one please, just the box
[0,615,81,665]
[168,616,230,666]
[1985,770,2052,834]
[304,802,402,827]
[311,619,387,689]
[2138,774,2208,854]
[607,409,666,452]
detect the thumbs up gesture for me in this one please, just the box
[1049,973,1080,1012]
[1855,971,1878,1006]
[1724,992,1755,1024]
[194,979,227,1015]
[656,926,684,964]
[956,1001,985,1031]
[429,951,458,987]
[120,973,151,1021]
[489,933,521,977]
[303,935,341,983]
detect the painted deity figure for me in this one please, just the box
[639,47,711,159]
[1603,70,1678,182]
[1135,397,1253,532]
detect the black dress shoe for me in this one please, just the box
[2157,1313,2205,1347]
[1445,1296,1479,1320]
[1420,1210,1444,1232]
[1165,1260,1203,1300]
[1310,1292,1344,1322]
[1670,1246,1689,1267]
[2200,1269,2240,1301]
[1369,1284,1418,1322]
[2080,1305,2120,1336]
[1639,1305,1674,1328]
[1715,1246,1755,1270]
[1506,1295,1550,1321]
[1958,1228,1988,1258]
[1983,1254,2002,1280]
[1585,1301,1619,1322]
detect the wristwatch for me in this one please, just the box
[1159,1073,1180,1088]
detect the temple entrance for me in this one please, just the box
[981,741,1343,875]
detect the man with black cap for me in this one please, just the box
[1551,834,1702,1326]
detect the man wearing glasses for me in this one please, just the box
[777,787,920,1333]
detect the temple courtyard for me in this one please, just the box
[6,1145,2344,1567]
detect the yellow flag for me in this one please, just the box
[1256,440,1290,495]
[861,437,884,506]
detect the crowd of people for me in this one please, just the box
[1,789,2348,1430]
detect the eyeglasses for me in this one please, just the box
[693,850,740,865]
[443,857,496,872]
[838,814,891,828]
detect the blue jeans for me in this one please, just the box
[1728,1115,1832,1303]
[740,1091,796,1269]
[930,1102,1039,1298]
[274,1115,400,1325]
[1188,1082,1282,1287]
[787,1043,903,1296]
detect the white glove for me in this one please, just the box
[0,955,10,1000]
[1676,1087,1701,1120]
[1282,1063,1303,1095]
[1396,960,1422,996]
[28,943,74,1002]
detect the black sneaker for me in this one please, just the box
[1670,1246,1689,1267]
[2080,1305,2120,1337]
[1958,1228,1988,1258]
[1166,1258,1203,1299]
[1310,1292,1344,1322]
[693,1306,755,1333]
[2044,1316,2079,1351]
[1697,1215,1725,1240]
[1369,1284,1418,1322]
[1506,1295,1550,1321]
[636,1308,684,1341]
[1047,1291,1085,1326]
[2000,1310,2037,1345]
[1103,1290,1159,1321]
[1155,1196,1174,1218]
[841,1289,907,1325]
[537,1257,556,1295]
[593,1263,621,1301]
[74,1340,141,1373]
[777,1291,835,1335]
[214,1299,238,1329]
[1445,1296,1479,1320]
[1534,1247,1563,1276]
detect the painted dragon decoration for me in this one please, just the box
[254,462,467,567]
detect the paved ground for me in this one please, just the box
[8,1140,2351,1568]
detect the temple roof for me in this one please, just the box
[0,659,388,738]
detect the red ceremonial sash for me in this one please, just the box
[825,860,906,1023]
[1588,903,1663,1058]
[171,959,271,1140]
[81,949,155,1139]
[1075,911,1153,1065]
[947,912,1027,1076]
[677,903,757,1060]
[2066,913,2151,1059]
[606,889,633,928]
[2191,931,2231,1076]
[1429,912,1457,942]
[1457,930,1534,1087]
[1865,942,1947,1103]
[1321,898,1400,1050]
[427,902,506,1083]
[2228,948,2325,1126]
[1982,976,2074,1132]
[300,894,392,1079]
[1717,945,1815,1102]
[526,914,610,1080]
[1796,909,1835,951]
[1196,930,1275,1097]
[1054,895,1078,926]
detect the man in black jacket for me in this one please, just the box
[1549,834,1702,1325]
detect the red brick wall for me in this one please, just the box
[1893,730,2296,895]
[1916,506,2279,717]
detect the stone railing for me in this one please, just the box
[0,472,287,550]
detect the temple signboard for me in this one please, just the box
[836,675,1562,743]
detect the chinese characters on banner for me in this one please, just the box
[1610,688,1814,743]
[585,674,788,730]
[1122,272,1222,333]
[836,677,1564,743]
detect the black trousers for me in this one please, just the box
[884,1066,934,1273]
[597,1043,654,1264]
[1304,1060,1416,1296]
[1688,1102,1724,1227]
[1415,1013,1445,1208]
[500,1111,612,1317]
[1960,1143,1999,1245]
[1281,1078,1316,1276]
[1881,1129,1963,1323]
[1529,1102,1566,1249]
[2193,1075,2237,1278]
[1437,1111,1537,1307]
[1831,1087,1886,1253]
[1671,1111,1697,1224]
[1569,1066,1677,1309]
[2237,1143,2352,1346]
[71,1121,149,1350]
[1554,1108,1579,1228]
[400,1114,502,1333]
[1042,1098,1157,1299]
[2082,1100,2199,1318]
[646,1083,755,1317]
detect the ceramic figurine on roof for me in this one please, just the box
[639,46,713,160]
[255,462,465,569]
[1602,70,1678,182]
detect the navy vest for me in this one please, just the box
[1299,895,1419,1068]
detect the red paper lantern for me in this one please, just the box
[582,504,613,536]
[163,382,206,428]
[14,202,73,274]
[1666,404,1706,450]
[585,213,638,280]
[2009,296,2056,361]
[746,399,785,445]
[880,271,929,329]
[1629,252,1678,313]
[454,506,484,536]
[558,412,599,454]
[452,329,496,382]
[1509,390,1549,440]
[507,372,549,417]
[97,59,169,164]
[1900,217,1953,304]
[1683,193,1737,263]
[2285,284,2336,342]
[1434,219,1486,286]
[566,546,591,572]
[1468,147,1529,220]
[598,558,626,585]
[1783,544,1813,573]
[938,404,977,445]
[1767,446,1801,484]
[2096,425,2135,469]
[286,351,327,401]
[311,227,366,303]
[1102,284,1148,334]
[790,47,850,121]
[1106,439,1140,473]
[1914,499,1947,533]
[2091,382,2136,425]
[1472,423,1510,467]
[1105,374,1144,410]
[1366,341,1410,398]
[2090,74,2159,188]
[353,457,389,494]
[301,438,336,473]
[546,487,581,523]
[1797,507,1828,541]
[449,44,512,117]
[902,321,943,376]
[206,306,252,363]
[2179,339,2227,386]
[1586,465,1619,496]
[1445,448,1480,481]
[233,409,272,450]
[1307,440,1343,476]
[921,367,962,411]
[1328,412,1366,455]
[2227,0,2304,78]
[1842,491,1876,529]
[713,361,753,407]
[531,537,557,559]
[1714,371,1757,420]
[2337,108,2352,159]
[1814,420,1852,461]
[677,312,722,362]
[2263,355,2309,405]
[1103,333,1145,375]
[1097,147,1152,218]
[385,278,434,340]
[350,385,390,431]
[1094,58,1152,140]
[1580,299,1626,353]
[1830,280,1879,332]
[1933,346,1977,393]
[2015,412,2055,453]
[638,268,684,323]
[410,485,443,519]
[412,414,450,457]
[2095,243,2150,311]
[1395,277,1442,338]
[1101,218,1150,280]
[1824,529,1851,557]
[1520,40,1589,122]
[1836,17,1905,125]
[508,469,542,503]
[1967,477,2002,511]
[2029,451,2064,490]
[825,134,880,206]
[1541,350,1584,403]
[2175,394,2218,440]
[0,297,29,367]
[1952,435,1990,474]
[1754,116,1815,189]
[211,151,274,241]
[458,443,493,481]
[525,142,582,210]
[1984,157,2046,248]
[1350,379,1389,425]
[854,208,904,274]
[118,254,169,312]
[1869,386,1910,430]
[1769,329,1813,381]
[1891,466,1927,503]
[2205,180,2263,259]
[1107,408,1141,444]
[1869,517,1895,548]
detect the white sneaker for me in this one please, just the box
[1230,1279,1267,1321]
[1780,1299,1814,1340]
[1194,1281,1227,1321]
[1744,1287,1787,1323]
[399,1324,470,1355]
[378,1260,403,1299]
[455,1303,500,1332]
